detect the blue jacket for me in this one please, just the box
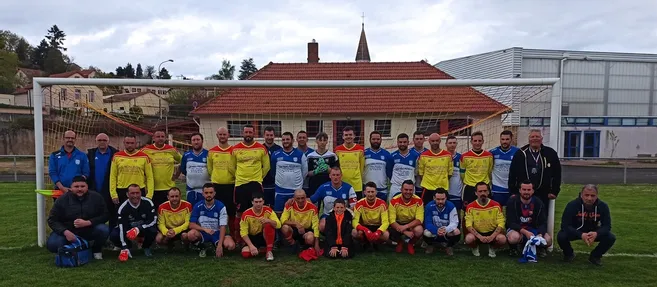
[424,200,459,235]
[48,146,90,188]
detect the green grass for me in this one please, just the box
[0,183,655,287]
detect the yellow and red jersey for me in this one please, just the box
[388,194,424,225]
[460,149,494,186]
[335,144,365,192]
[207,145,235,184]
[109,150,154,199]
[417,149,453,191]
[157,200,193,235]
[231,142,270,186]
[141,144,182,191]
[353,198,389,232]
[239,206,281,237]
[465,199,505,234]
[280,201,320,237]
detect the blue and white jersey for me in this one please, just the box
[389,150,419,192]
[424,200,459,234]
[410,147,428,190]
[180,149,210,194]
[190,200,228,231]
[448,152,463,199]
[310,182,357,216]
[363,148,392,192]
[271,148,308,194]
[490,146,519,194]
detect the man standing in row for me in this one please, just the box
[490,130,519,206]
[208,127,237,241]
[445,136,463,210]
[271,132,308,215]
[87,133,118,226]
[460,131,493,208]
[296,130,314,195]
[335,126,364,199]
[363,131,392,201]
[417,133,452,205]
[262,126,282,207]
[141,130,182,209]
[180,133,210,206]
[306,132,339,198]
[49,130,89,193]
[109,135,154,204]
[410,131,428,197]
[389,133,418,201]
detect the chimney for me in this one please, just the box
[307,39,319,63]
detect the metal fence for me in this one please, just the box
[1,155,656,185]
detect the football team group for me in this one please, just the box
[46,125,615,266]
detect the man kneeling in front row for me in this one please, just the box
[506,180,551,257]
[280,189,321,252]
[352,182,390,250]
[47,176,109,260]
[464,182,506,258]
[186,183,236,257]
[423,189,460,256]
[156,187,193,249]
[240,192,281,261]
[110,184,158,261]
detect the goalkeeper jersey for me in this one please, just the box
[417,149,453,191]
[465,199,505,234]
[363,148,392,192]
[207,145,235,185]
[180,149,210,194]
[239,206,281,237]
[109,150,154,199]
[335,144,365,192]
[232,141,270,186]
[490,146,519,194]
[190,200,228,231]
[117,197,157,247]
[157,200,193,235]
[306,150,339,194]
[141,144,182,191]
[280,201,320,237]
[353,198,389,232]
[271,148,308,194]
[460,149,494,186]
[388,194,424,224]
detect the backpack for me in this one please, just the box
[55,237,91,267]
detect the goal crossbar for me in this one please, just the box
[31,77,562,249]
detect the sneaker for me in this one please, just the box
[407,243,416,255]
[199,249,207,258]
[488,248,497,258]
[112,246,121,251]
[588,256,603,266]
[445,247,454,256]
[144,248,153,257]
[118,249,132,262]
[425,246,434,254]
[563,253,576,263]
[266,251,274,261]
[538,248,547,258]
[471,247,480,257]
[509,248,519,257]
[93,253,103,260]
[395,241,404,253]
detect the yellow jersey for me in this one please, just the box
[109,150,154,199]
[240,206,281,237]
[460,149,494,186]
[280,201,320,238]
[231,141,270,186]
[353,198,389,232]
[207,145,235,184]
[141,144,182,191]
[417,149,453,190]
[335,144,365,192]
[465,199,505,234]
[388,194,424,224]
[157,200,193,235]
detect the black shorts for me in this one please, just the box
[421,188,438,206]
[462,185,478,208]
[291,226,313,241]
[388,224,412,242]
[475,231,495,244]
[364,225,380,233]
[248,233,266,248]
[213,183,236,217]
[235,182,263,213]
[152,190,170,209]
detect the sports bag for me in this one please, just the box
[55,236,91,267]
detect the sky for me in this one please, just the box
[2,0,657,80]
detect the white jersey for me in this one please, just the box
[490,146,519,194]
[448,152,463,199]
[363,148,392,192]
[388,150,419,199]
[272,148,308,194]
[181,149,210,193]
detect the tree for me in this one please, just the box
[45,25,67,51]
[159,67,171,79]
[15,38,32,67]
[124,63,135,78]
[145,65,155,79]
[115,66,125,78]
[135,64,143,78]
[238,58,258,80]
[0,30,21,52]
[0,50,19,93]
[31,40,49,69]
[206,59,235,80]
[43,48,66,74]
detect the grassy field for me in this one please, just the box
[0,183,655,287]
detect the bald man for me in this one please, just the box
[417,133,453,205]
[87,133,119,227]
[49,130,90,193]
[207,127,238,238]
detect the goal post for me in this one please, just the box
[32,77,561,248]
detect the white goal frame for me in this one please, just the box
[31,77,562,249]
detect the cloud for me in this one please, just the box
[2,0,657,79]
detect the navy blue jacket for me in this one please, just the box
[48,146,90,188]
[87,146,118,194]
[560,196,612,238]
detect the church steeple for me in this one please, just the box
[355,14,371,62]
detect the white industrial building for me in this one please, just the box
[436,48,657,158]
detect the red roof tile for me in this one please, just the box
[192,61,509,115]
[49,69,95,78]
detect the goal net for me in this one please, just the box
[31,77,558,246]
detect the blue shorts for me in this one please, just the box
[492,192,511,206]
[186,191,202,206]
[507,228,539,243]
[274,193,294,212]
[200,230,220,245]
[448,197,462,211]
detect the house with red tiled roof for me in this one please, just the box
[103,91,168,116]
[15,68,46,87]
[192,25,510,150]
[13,69,104,110]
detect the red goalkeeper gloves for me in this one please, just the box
[126,227,140,240]
[367,230,382,242]
[356,225,371,234]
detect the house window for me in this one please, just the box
[447,119,472,136]
[227,120,282,138]
[137,88,142,92]
[257,121,282,137]
[374,120,392,137]
[306,120,323,137]
[61,88,67,100]
[416,119,440,136]
[124,89,129,93]
[119,107,125,111]
[131,88,136,92]
[89,90,95,102]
